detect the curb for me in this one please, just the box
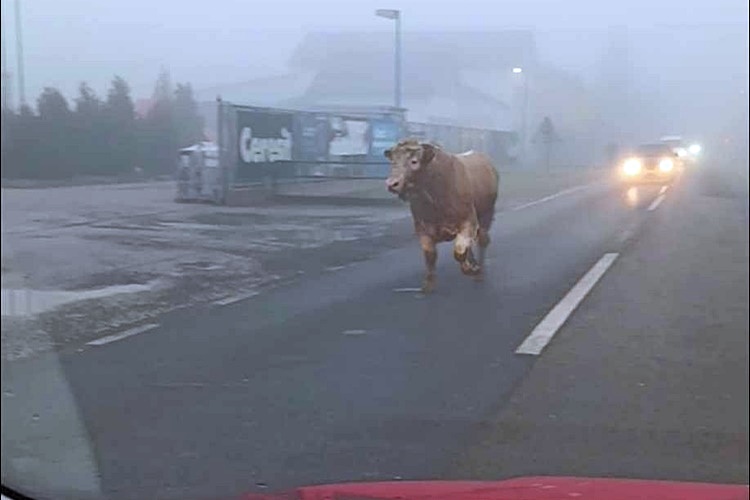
[270,194,404,207]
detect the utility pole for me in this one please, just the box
[522,73,528,165]
[15,0,25,107]
[394,11,401,109]
[512,67,530,167]
[375,9,402,109]
[1,0,11,111]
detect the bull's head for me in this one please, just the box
[384,140,437,199]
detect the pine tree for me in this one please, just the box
[173,82,204,148]
[104,75,137,175]
[74,82,105,174]
[37,87,74,178]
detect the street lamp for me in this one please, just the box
[375,9,401,109]
[15,0,26,107]
[512,67,529,165]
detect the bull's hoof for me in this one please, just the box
[421,276,436,294]
[460,262,482,276]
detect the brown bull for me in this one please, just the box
[385,139,499,293]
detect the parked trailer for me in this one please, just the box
[198,100,517,205]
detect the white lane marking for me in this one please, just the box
[510,184,592,212]
[86,323,159,346]
[515,253,619,356]
[343,329,367,336]
[325,265,347,272]
[213,291,260,306]
[648,194,666,211]
[659,185,669,195]
[393,287,423,293]
[617,220,640,245]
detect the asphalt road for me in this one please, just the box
[2,167,748,500]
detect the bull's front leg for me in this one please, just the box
[419,234,438,293]
[453,223,481,276]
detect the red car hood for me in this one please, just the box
[239,476,748,500]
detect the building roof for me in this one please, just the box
[287,30,534,103]
[195,30,535,132]
[289,31,536,72]
[193,72,316,107]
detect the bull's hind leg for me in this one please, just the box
[474,227,491,282]
[474,209,495,281]
[419,235,438,293]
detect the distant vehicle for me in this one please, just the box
[659,135,702,164]
[617,143,682,184]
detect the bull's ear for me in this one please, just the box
[384,148,392,160]
[421,143,436,165]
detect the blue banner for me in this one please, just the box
[293,112,330,162]
[369,119,402,159]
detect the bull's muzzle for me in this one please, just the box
[386,177,403,195]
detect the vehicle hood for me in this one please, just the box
[238,476,748,500]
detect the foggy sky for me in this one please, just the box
[1,0,748,147]
[1,0,746,101]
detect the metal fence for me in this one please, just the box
[406,122,517,167]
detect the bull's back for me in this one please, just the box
[457,152,499,216]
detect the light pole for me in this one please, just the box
[375,9,401,109]
[512,67,528,166]
[14,0,25,107]
[1,6,10,112]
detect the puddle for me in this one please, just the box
[1,282,159,317]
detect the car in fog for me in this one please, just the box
[659,135,702,165]
[617,143,682,184]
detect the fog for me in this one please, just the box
[2,0,748,160]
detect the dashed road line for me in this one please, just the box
[516,253,619,356]
[617,220,641,245]
[325,265,348,272]
[86,323,160,347]
[342,329,367,336]
[648,194,666,211]
[213,291,260,306]
[510,184,593,212]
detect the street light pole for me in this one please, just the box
[375,9,402,109]
[2,0,10,111]
[512,67,529,166]
[522,73,528,164]
[15,0,25,107]
[394,12,401,109]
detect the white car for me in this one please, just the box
[659,135,702,164]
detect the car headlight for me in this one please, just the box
[622,158,642,176]
[688,144,701,155]
[659,158,674,172]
